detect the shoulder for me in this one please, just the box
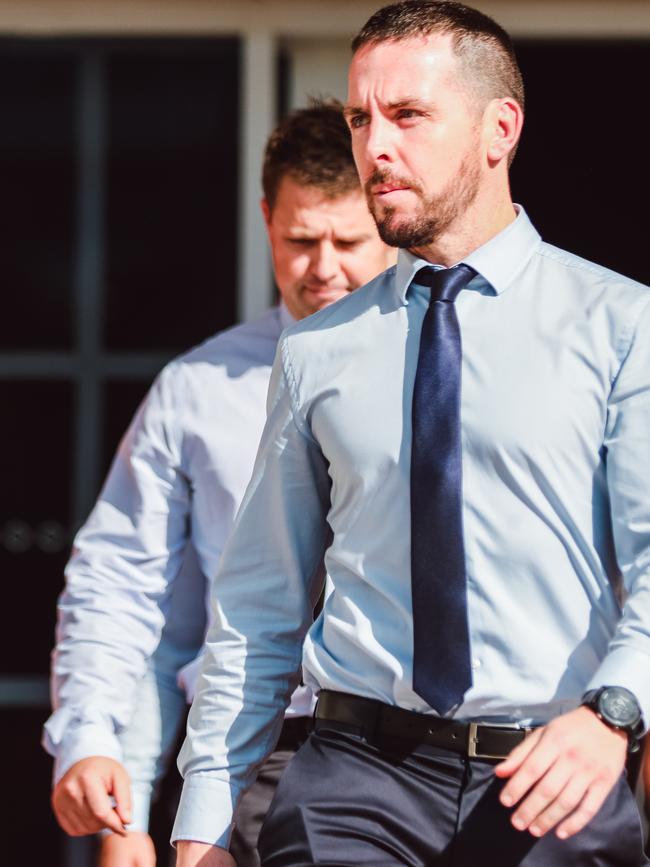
[536,242,649,304]
[536,242,650,339]
[152,308,281,394]
[281,266,396,352]
[172,307,282,372]
[274,267,397,409]
[127,310,281,459]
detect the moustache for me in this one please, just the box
[363,169,424,198]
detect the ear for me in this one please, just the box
[260,197,272,230]
[485,97,524,165]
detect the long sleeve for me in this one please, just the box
[114,639,197,832]
[588,297,650,724]
[172,342,331,848]
[43,364,192,781]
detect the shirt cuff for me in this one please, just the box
[98,782,153,836]
[171,776,239,849]
[49,722,124,784]
[585,644,650,733]
[126,783,153,833]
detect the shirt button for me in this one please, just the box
[471,658,482,670]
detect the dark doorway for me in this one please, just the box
[511,40,649,285]
[0,35,240,867]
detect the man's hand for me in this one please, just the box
[175,841,236,866]
[495,705,628,840]
[99,831,156,867]
[51,756,132,837]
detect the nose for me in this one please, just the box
[310,241,339,283]
[364,116,394,166]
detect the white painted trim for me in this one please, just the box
[0,1,649,38]
[238,30,276,322]
[286,38,350,109]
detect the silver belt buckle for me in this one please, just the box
[467,722,531,760]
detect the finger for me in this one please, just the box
[55,809,85,837]
[52,783,87,835]
[68,796,111,835]
[555,778,612,840]
[509,759,573,833]
[57,799,100,837]
[525,772,591,837]
[83,777,127,836]
[110,767,132,826]
[499,734,558,808]
[495,728,542,779]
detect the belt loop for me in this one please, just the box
[368,700,386,743]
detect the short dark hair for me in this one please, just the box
[262,99,361,211]
[351,1,524,113]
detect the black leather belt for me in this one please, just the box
[315,690,534,760]
[276,715,313,751]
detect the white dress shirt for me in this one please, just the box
[172,207,650,848]
[43,304,314,791]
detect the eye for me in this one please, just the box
[287,238,315,247]
[396,108,421,120]
[336,240,361,250]
[348,113,369,130]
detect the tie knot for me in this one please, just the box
[414,264,476,303]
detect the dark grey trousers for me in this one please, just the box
[230,717,313,867]
[230,749,299,867]
[258,720,648,867]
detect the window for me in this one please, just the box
[0,36,240,866]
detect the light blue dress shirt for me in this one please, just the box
[172,207,650,848]
[43,304,314,830]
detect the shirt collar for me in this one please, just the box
[278,300,296,330]
[393,205,542,305]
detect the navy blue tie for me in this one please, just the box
[410,264,476,714]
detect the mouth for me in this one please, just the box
[304,284,349,295]
[302,285,351,305]
[373,184,410,196]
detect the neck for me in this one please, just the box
[409,192,517,267]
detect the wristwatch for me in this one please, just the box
[581,686,644,752]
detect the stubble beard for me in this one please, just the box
[365,153,482,250]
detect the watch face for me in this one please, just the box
[600,687,640,728]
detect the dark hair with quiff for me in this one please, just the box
[262,98,361,211]
[352,1,525,114]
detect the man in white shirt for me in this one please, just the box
[44,99,394,866]
[173,3,650,866]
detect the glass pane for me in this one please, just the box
[0,46,76,349]
[0,381,73,675]
[512,40,650,285]
[105,40,240,352]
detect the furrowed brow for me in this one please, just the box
[386,98,430,111]
[343,104,367,120]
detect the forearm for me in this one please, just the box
[118,645,193,831]
[46,412,191,770]
[171,631,302,847]
[173,348,330,845]
[46,576,164,778]
[599,299,650,727]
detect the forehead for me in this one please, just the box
[271,178,371,232]
[347,33,462,104]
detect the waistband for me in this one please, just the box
[315,690,534,761]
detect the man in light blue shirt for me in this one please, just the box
[44,101,393,866]
[174,3,650,866]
